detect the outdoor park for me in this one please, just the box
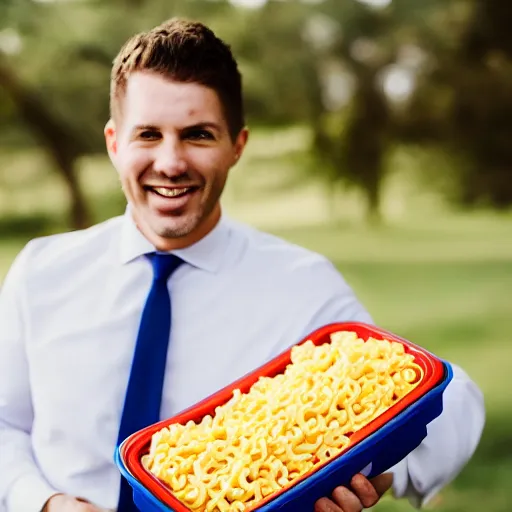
[1,1,511,511]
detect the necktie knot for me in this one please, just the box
[148,253,184,282]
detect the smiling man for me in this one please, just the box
[105,70,247,250]
[0,18,484,512]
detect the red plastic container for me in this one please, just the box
[118,322,447,512]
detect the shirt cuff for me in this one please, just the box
[389,458,409,499]
[389,458,424,509]
[6,473,59,512]
[389,457,446,509]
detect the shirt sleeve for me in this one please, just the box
[288,256,485,507]
[389,363,485,508]
[294,256,375,334]
[0,243,59,512]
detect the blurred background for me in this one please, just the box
[1,0,511,510]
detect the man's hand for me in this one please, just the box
[314,473,393,512]
[43,494,106,512]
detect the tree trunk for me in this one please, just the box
[365,179,381,225]
[342,69,389,226]
[57,156,91,230]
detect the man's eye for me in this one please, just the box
[186,130,214,141]
[139,131,160,140]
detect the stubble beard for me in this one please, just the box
[156,210,204,239]
[154,189,220,240]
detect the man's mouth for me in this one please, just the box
[145,186,197,198]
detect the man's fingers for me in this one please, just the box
[314,497,343,512]
[369,472,394,496]
[314,472,394,512]
[349,474,379,508]
[332,485,363,512]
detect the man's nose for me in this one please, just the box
[152,138,187,177]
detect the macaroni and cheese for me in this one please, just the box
[141,330,423,512]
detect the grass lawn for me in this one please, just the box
[1,126,511,511]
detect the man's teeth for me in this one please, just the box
[153,187,191,198]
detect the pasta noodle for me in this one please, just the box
[141,331,423,512]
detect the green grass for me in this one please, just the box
[1,126,511,511]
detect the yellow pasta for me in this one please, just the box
[142,331,423,512]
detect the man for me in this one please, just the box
[0,17,484,512]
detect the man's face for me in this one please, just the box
[105,71,247,249]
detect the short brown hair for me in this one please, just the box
[110,18,244,140]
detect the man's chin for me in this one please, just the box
[141,207,218,247]
[153,212,203,238]
[155,223,195,240]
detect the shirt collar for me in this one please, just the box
[118,206,231,273]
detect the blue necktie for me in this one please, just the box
[116,253,184,512]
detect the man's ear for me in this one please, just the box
[104,119,118,162]
[232,127,249,165]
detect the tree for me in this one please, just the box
[392,0,512,209]
[0,0,237,229]
[447,0,512,208]
[0,0,100,228]
[235,0,457,222]
[0,55,93,228]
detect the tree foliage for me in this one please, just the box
[1,0,512,228]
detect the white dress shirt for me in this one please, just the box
[0,210,485,512]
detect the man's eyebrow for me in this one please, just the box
[183,122,222,132]
[132,124,160,133]
[129,122,223,135]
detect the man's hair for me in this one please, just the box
[110,18,244,140]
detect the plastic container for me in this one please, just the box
[116,322,453,512]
